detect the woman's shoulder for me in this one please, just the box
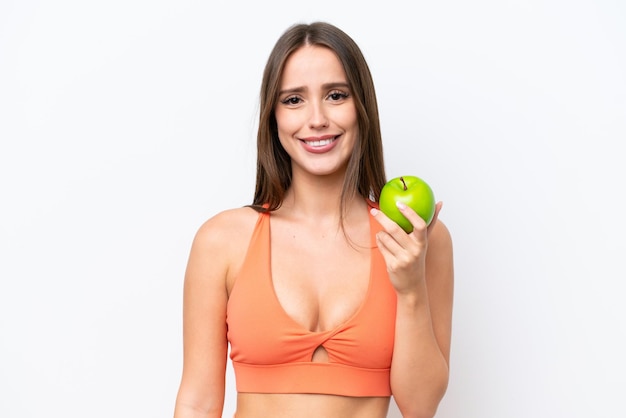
[186,206,262,287]
[193,206,261,247]
[431,218,451,240]
[427,218,453,265]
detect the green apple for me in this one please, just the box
[379,175,436,233]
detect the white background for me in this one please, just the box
[1,1,625,417]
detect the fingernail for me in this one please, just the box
[396,201,407,210]
[370,208,379,216]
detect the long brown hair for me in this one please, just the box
[252,22,386,216]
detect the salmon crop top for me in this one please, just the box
[226,205,397,397]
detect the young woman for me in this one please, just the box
[174,21,454,418]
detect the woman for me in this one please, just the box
[174,21,454,418]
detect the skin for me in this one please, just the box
[174,45,454,418]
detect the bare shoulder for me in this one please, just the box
[187,206,260,288]
[429,219,453,252]
[426,218,454,278]
[195,206,258,238]
[192,206,260,253]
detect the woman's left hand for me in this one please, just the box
[370,201,443,295]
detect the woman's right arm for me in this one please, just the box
[174,216,232,418]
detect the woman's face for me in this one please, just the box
[274,45,358,179]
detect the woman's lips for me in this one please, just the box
[300,135,339,153]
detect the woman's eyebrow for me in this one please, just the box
[279,82,350,95]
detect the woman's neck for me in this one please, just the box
[278,169,362,223]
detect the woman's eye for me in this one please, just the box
[282,96,301,105]
[329,91,349,101]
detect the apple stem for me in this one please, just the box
[400,176,407,191]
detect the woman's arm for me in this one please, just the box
[372,203,454,418]
[173,216,232,418]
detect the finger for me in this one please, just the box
[370,206,406,235]
[374,224,405,257]
[374,230,397,264]
[395,201,428,237]
[370,207,420,256]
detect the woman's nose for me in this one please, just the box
[308,102,329,129]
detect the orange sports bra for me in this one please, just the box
[226,206,397,397]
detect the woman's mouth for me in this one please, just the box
[304,137,336,147]
[300,135,340,153]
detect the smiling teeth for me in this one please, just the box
[306,138,334,147]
